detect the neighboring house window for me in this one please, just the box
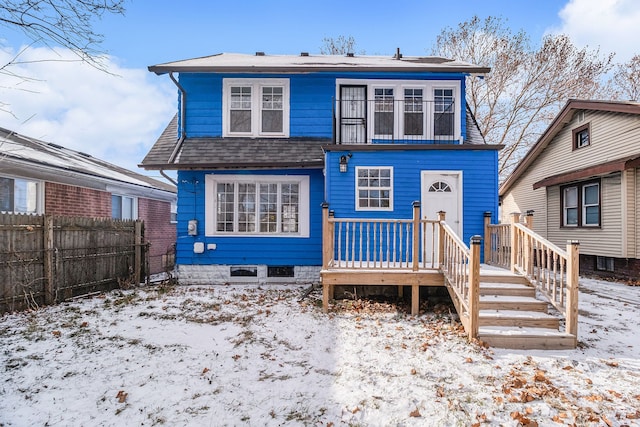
[572,123,590,149]
[434,88,455,138]
[356,167,393,210]
[561,180,600,227]
[112,195,137,220]
[0,176,41,214]
[170,202,177,223]
[205,175,309,237]
[223,78,290,137]
[596,256,614,272]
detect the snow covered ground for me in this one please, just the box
[1,276,639,426]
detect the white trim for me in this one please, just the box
[355,166,394,211]
[205,174,309,237]
[111,194,138,220]
[222,78,290,137]
[335,79,461,143]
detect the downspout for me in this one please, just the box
[159,71,186,186]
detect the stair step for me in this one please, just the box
[479,282,535,297]
[478,326,576,350]
[479,295,548,312]
[479,310,560,329]
[479,273,530,285]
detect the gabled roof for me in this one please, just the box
[149,52,491,75]
[140,105,493,171]
[0,127,176,194]
[499,99,640,196]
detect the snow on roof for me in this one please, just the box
[0,127,175,193]
[149,52,491,75]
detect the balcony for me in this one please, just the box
[334,98,459,144]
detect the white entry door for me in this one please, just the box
[420,171,462,262]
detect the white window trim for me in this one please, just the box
[112,194,138,220]
[563,186,578,227]
[355,166,394,211]
[222,78,290,138]
[0,175,44,214]
[582,182,600,227]
[205,174,309,237]
[335,79,461,143]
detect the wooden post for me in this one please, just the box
[468,235,482,340]
[566,240,580,339]
[411,284,419,315]
[412,201,420,272]
[134,220,143,286]
[483,211,492,265]
[524,210,534,229]
[437,211,446,267]
[322,203,331,269]
[43,215,55,305]
[510,212,520,273]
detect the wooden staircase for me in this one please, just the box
[475,272,576,350]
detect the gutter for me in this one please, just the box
[159,72,186,186]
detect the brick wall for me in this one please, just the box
[138,198,176,274]
[579,254,640,282]
[45,183,111,217]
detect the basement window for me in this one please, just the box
[596,256,614,272]
[267,266,295,278]
[230,266,258,277]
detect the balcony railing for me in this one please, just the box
[334,98,458,144]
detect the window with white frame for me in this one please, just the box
[0,176,41,214]
[374,88,394,136]
[112,195,137,220]
[356,167,393,210]
[205,175,309,236]
[223,79,289,137]
[561,180,599,227]
[404,88,424,136]
[434,88,454,137]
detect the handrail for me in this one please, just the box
[440,221,471,313]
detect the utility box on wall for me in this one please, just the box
[187,219,198,236]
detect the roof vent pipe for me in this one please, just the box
[255,51,265,56]
[346,52,354,57]
[395,47,402,60]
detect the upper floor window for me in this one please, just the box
[356,167,393,211]
[434,88,455,138]
[561,180,599,227]
[223,78,290,137]
[572,123,590,150]
[0,176,41,214]
[112,195,137,220]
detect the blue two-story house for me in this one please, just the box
[141,52,500,285]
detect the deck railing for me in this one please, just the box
[486,212,579,336]
[322,202,441,270]
[484,212,511,269]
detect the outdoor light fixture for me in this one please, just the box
[339,155,349,173]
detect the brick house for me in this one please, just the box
[0,127,177,274]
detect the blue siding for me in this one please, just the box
[178,71,468,139]
[325,149,499,246]
[175,169,324,266]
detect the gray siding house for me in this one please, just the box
[500,99,640,280]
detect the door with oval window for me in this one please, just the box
[420,171,462,262]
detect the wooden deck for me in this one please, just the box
[320,205,580,350]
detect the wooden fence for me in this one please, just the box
[0,213,145,314]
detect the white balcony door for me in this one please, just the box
[421,171,462,262]
[339,85,366,143]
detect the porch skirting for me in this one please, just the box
[176,265,321,285]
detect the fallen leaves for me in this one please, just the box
[116,390,128,403]
[409,408,421,417]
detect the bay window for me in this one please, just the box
[205,175,309,237]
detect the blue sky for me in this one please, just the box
[1,0,639,179]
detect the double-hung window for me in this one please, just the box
[223,79,289,137]
[356,167,393,210]
[205,175,309,237]
[112,195,137,220]
[374,88,394,137]
[434,88,454,138]
[0,176,41,214]
[404,88,424,136]
[561,180,600,227]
